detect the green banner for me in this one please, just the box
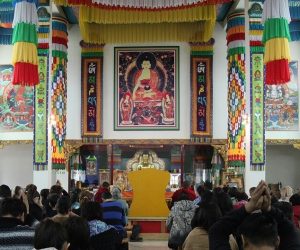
[251,53,265,164]
[34,55,48,167]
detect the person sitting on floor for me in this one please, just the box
[63,216,90,250]
[101,192,126,240]
[94,182,110,203]
[183,202,238,250]
[0,198,35,249]
[171,180,196,207]
[167,192,197,250]
[81,201,120,250]
[33,219,69,250]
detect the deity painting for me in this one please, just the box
[114,47,179,130]
[266,61,299,131]
[0,65,34,132]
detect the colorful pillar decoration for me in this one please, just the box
[226,11,246,170]
[0,0,14,45]
[190,39,214,143]
[249,2,265,171]
[12,0,39,86]
[262,0,291,85]
[80,40,103,143]
[33,6,50,171]
[289,0,300,41]
[51,16,68,170]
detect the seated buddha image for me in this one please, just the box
[137,153,155,170]
[132,52,163,101]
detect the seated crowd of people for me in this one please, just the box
[167,181,300,250]
[0,181,130,250]
[0,179,300,250]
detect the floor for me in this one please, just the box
[129,241,169,250]
[128,233,170,250]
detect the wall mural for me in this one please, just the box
[0,65,34,132]
[266,61,299,131]
[114,47,179,130]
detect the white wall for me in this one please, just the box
[0,144,33,189]
[65,24,229,140]
[266,145,300,192]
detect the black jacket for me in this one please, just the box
[209,206,300,250]
[0,217,35,249]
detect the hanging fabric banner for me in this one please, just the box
[81,58,102,137]
[249,1,265,171]
[33,5,50,171]
[191,57,212,137]
[226,11,246,169]
[250,53,265,166]
[190,40,213,142]
[51,16,68,170]
[12,0,39,86]
[33,54,48,169]
[262,0,291,84]
[80,41,103,143]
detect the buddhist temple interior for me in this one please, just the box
[1,0,300,203]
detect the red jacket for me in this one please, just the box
[94,187,109,203]
[293,205,300,228]
[172,188,196,204]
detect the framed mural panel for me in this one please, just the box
[191,56,213,137]
[114,46,179,130]
[81,58,103,137]
[266,61,299,131]
[0,65,34,132]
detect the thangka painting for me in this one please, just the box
[0,65,34,132]
[114,47,179,130]
[266,61,299,131]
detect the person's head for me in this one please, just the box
[75,181,82,189]
[13,186,23,199]
[0,198,26,222]
[63,217,90,250]
[79,190,94,205]
[48,193,59,209]
[56,196,71,215]
[25,184,37,194]
[228,187,238,199]
[213,191,233,215]
[102,181,110,189]
[204,181,213,191]
[111,186,122,200]
[182,180,191,189]
[102,191,112,201]
[273,201,293,221]
[50,185,63,196]
[34,219,68,250]
[27,189,40,205]
[40,189,50,206]
[0,184,11,199]
[201,190,214,204]
[238,213,279,250]
[81,201,103,221]
[236,192,249,202]
[191,202,222,231]
[289,193,300,206]
[70,189,81,204]
[249,187,256,197]
[196,185,205,197]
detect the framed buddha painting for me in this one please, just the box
[114,46,179,130]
